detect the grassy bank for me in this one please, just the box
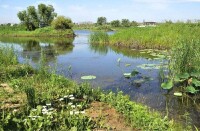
[0,26,75,37]
[90,23,200,49]
[0,47,186,130]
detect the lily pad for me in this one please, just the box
[133,79,145,84]
[124,73,131,78]
[185,86,198,94]
[192,78,200,87]
[190,72,200,78]
[174,92,183,97]
[178,73,189,79]
[81,75,96,80]
[125,64,131,67]
[161,80,173,90]
[131,70,139,76]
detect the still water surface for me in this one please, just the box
[0,30,199,128]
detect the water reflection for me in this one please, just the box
[0,37,74,63]
[89,44,109,55]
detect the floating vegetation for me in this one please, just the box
[161,80,173,90]
[133,79,145,84]
[81,75,96,80]
[123,73,132,78]
[185,86,199,94]
[174,92,183,97]
[125,63,131,67]
[137,63,168,70]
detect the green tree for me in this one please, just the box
[17,4,57,30]
[121,19,131,27]
[111,20,120,27]
[38,4,57,27]
[131,21,138,26]
[97,17,107,26]
[51,16,73,30]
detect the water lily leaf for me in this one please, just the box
[185,86,198,94]
[161,80,173,90]
[192,78,200,87]
[174,75,184,82]
[81,75,96,80]
[117,58,121,63]
[190,72,200,78]
[178,73,189,79]
[131,70,139,76]
[124,73,131,78]
[125,64,131,67]
[133,79,145,84]
[174,92,183,97]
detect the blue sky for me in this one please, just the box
[0,0,200,24]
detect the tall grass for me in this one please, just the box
[109,23,200,49]
[89,31,109,44]
[170,39,200,74]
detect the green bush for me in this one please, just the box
[51,16,73,30]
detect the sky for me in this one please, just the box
[0,0,200,24]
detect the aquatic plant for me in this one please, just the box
[89,31,109,44]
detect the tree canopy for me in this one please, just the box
[51,16,73,30]
[17,4,57,31]
[97,17,107,26]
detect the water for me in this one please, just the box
[0,30,199,128]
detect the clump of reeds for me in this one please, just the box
[89,31,109,44]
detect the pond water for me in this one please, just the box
[0,30,199,128]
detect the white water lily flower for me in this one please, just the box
[42,111,48,115]
[70,111,74,115]
[59,98,64,101]
[68,102,73,105]
[43,106,47,108]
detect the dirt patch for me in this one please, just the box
[0,83,14,93]
[86,101,137,131]
[0,83,26,109]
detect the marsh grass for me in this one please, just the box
[109,23,200,49]
[170,39,200,74]
[89,31,109,44]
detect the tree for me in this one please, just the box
[17,4,57,30]
[38,4,57,27]
[111,20,120,27]
[97,17,107,26]
[131,21,138,26]
[51,16,73,30]
[121,19,131,27]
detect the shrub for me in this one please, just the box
[51,16,73,30]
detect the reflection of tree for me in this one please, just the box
[89,44,108,55]
[0,37,74,63]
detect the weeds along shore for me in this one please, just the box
[0,46,186,130]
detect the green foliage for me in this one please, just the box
[110,23,200,49]
[97,17,107,26]
[89,31,109,44]
[121,19,131,27]
[111,20,120,27]
[17,4,57,31]
[25,87,36,108]
[51,16,73,30]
